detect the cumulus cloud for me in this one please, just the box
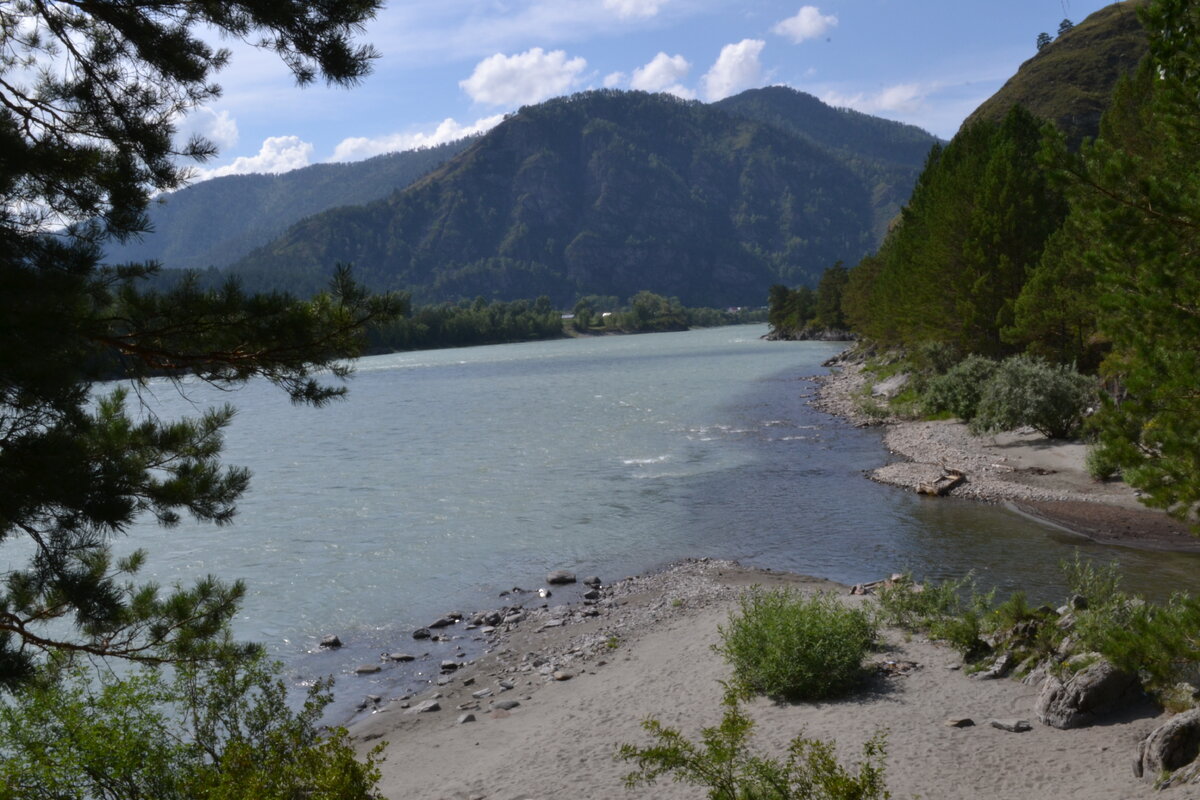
[603,71,626,88]
[177,107,239,151]
[331,115,506,162]
[194,135,313,180]
[631,52,691,93]
[701,39,765,101]
[460,47,587,106]
[772,6,838,43]
[603,0,668,19]
[822,82,929,114]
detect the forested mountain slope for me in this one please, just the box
[715,87,941,241]
[228,90,937,306]
[101,139,472,271]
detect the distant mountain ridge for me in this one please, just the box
[220,88,939,306]
[102,138,473,271]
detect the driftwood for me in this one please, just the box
[917,468,965,497]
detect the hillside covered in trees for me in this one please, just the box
[207,89,938,307]
[820,0,1200,525]
[100,139,472,272]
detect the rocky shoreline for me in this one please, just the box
[347,559,1178,799]
[812,357,1200,552]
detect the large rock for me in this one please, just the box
[546,570,577,585]
[1035,656,1140,729]
[1135,709,1200,786]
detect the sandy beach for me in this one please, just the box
[349,560,1166,799]
[347,358,1193,799]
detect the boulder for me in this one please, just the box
[1135,709,1200,785]
[871,372,909,399]
[1035,656,1141,729]
[412,627,432,640]
[319,634,342,649]
[583,576,602,587]
[354,664,381,675]
[546,570,577,585]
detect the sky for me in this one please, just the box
[182,0,1122,181]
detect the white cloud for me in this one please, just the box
[772,6,838,44]
[701,39,765,102]
[603,0,667,19]
[603,71,626,88]
[331,114,506,162]
[822,82,929,114]
[194,135,314,180]
[460,47,587,106]
[177,107,239,151]
[631,52,691,91]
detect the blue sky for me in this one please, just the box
[183,0,1122,180]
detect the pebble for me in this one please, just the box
[388,653,416,662]
[945,717,975,728]
[989,718,1032,733]
[411,699,441,714]
[355,664,381,675]
[552,670,574,681]
[472,688,494,699]
[457,713,476,724]
[412,628,432,640]
[493,699,520,710]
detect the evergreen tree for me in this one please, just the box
[0,2,400,688]
[848,107,1066,355]
[1037,31,1053,50]
[1058,18,1075,37]
[1073,0,1200,524]
[814,261,849,330]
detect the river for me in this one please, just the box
[103,324,1200,716]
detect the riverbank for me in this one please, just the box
[812,360,1200,553]
[348,559,1165,799]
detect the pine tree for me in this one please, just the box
[0,2,402,688]
[1076,0,1200,525]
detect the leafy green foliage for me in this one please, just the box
[618,690,891,800]
[873,574,995,660]
[0,653,383,800]
[968,355,1095,438]
[921,355,999,421]
[717,589,877,702]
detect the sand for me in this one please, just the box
[349,561,1166,800]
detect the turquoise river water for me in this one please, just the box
[80,325,1200,716]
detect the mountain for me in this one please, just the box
[227,89,939,307]
[101,139,472,271]
[715,87,942,240]
[962,1,1148,146]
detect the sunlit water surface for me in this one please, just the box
[76,326,1200,717]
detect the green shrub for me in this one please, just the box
[970,355,1095,438]
[872,573,994,660]
[717,589,876,702]
[921,355,999,420]
[619,690,891,800]
[0,653,384,800]
[911,340,962,377]
[1085,442,1122,481]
